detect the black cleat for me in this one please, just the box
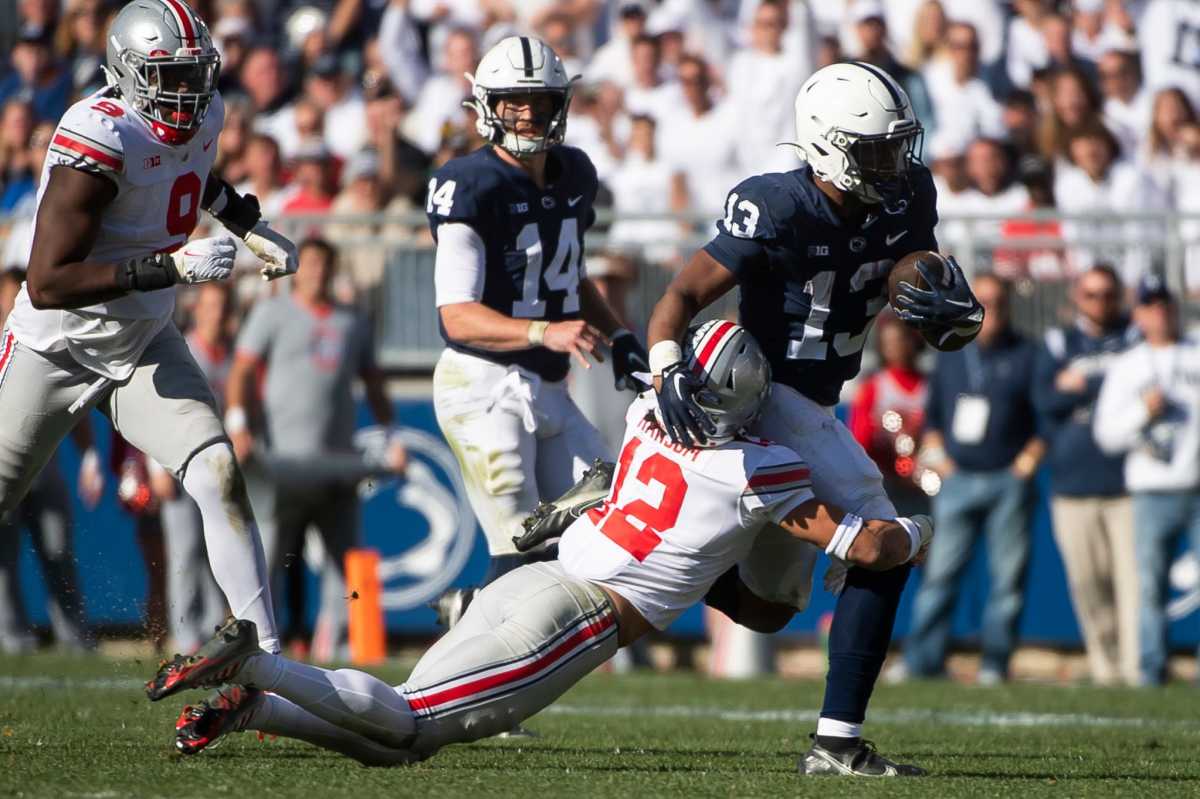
[175,685,263,755]
[146,617,259,701]
[798,734,926,777]
[512,459,615,553]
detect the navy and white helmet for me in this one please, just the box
[104,0,220,145]
[790,62,923,204]
[466,36,577,157]
[684,321,772,445]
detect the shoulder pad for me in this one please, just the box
[425,151,505,224]
[718,173,797,242]
[49,95,128,178]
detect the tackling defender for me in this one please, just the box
[646,62,984,774]
[148,323,932,772]
[0,0,297,659]
[427,36,649,600]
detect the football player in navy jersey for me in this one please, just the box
[427,36,649,609]
[647,62,983,776]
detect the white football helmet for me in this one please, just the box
[104,0,220,145]
[466,36,577,157]
[790,62,923,205]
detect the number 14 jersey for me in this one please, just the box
[8,86,223,380]
[558,394,814,630]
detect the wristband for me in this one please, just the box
[826,513,864,561]
[224,406,248,434]
[527,320,549,346]
[896,516,923,562]
[649,340,683,376]
[116,253,177,292]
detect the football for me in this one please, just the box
[887,250,973,351]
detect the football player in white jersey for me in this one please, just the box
[148,323,931,776]
[0,0,297,667]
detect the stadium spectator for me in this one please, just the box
[1139,87,1196,196]
[1000,89,1041,157]
[211,15,255,95]
[922,21,1006,148]
[1037,65,1103,161]
[900,0,947,72]
[402,26,477,155]
[0,100,36,213]
[1035,265,1140,686]
[56,0,111,95]
[959,137,1032,230]
[234,133,293,222]
[226,238,406,661]
[607,114,683,266]
[1098,47,1151,158]
[0,24,73,124]
[243,45,295,138]
[282,144,337,217]
[361,72,430,206]
[623,35,679,117]
[150,284,234,655]
[1055,121,1166,282]
[658,54,739,215]
[589,2,648,87]
[904,274,1043,684]
[849,2,935,135]
[726,0,808,175]
[1094,274,1200,686]
[848,313,930,516]
[376,0,429,105]
[302,53,368,160]
[1139,0,1200,112]
[1006,0,1059,89]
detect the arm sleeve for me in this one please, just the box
[701,176,782,279]
[738,448,815,528]
[434,222,487,307]
[235,301,277,360]
[1093,355,1149,455]
[47,103,125,186]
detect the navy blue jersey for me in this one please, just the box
[703,165,939,407]
[427,144,599,382]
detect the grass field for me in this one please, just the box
[2,653,1199,798]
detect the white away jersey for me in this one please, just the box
[7,87,224,380]
[558,394,814,629]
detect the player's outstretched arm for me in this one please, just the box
[202,175,298,281]
[777,499,932,571]
[24,166,125,309]
[439,302,609,368]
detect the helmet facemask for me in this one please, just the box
[470,83,573,158]
[122,49,219,142]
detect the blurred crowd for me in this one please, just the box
[6,1,1200,289]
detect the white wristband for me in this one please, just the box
[224,406,248,434]
[896,517,923,562]
[649,340,683,376]
[826,513,864,561]
[527,320,549,346]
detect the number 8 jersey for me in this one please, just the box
[426,144,599,382]
[558,394,815,630]
[7,86,223,381]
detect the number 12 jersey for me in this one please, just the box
[558,394,815,630]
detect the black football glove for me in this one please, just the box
[611,330,650,392]
[893,256,984,336]
[656,361,714,448]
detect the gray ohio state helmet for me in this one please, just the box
[104,0,220,144]
[466,35,577,157]
[684,321,772,444]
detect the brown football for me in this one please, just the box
[887,251,973,351]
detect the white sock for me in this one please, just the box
[816,717,863,739]
[181,442,280,653]
[252,692,417,766]
[239,652,415,749]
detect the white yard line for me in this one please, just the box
[3,675,1197,730]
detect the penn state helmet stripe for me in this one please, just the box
[851,61,903,110]
[519,36,534,78]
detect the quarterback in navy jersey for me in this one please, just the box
[427,36,649,596]
[648,62,983,777]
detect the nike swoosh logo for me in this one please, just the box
[202,139,214,151]
[568,195,584,207]
[944,298,977,308]
[885,230,908,245]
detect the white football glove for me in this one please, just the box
[169,235,237,284]
[244,221,299,281]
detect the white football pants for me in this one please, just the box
[238,560,618,762]
[739,382,897,609]
[432,349,611,556]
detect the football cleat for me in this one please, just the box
[146,617,260,701]
[798,734,926,777]
[429,588,479,629]
[175,685,263,755]
[512,459,615,553]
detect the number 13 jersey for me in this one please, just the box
[8,86,223,380]
[425,144,598,382]
[558,394,815,630]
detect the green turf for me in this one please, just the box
[2,653,1198,798]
